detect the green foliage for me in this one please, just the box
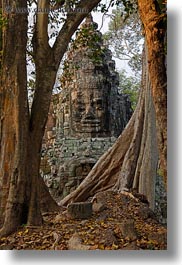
[157,0,167,14]
[118,69,139,110]
[95,0,137,15]
[122,0,137,14]
[157,167,164,178]
[102,2,142,110]
[103,5,143,78]
[71,22,104,64]
[60,17,107,87]
[60,60,73,86]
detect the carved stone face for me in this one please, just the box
[73,86,110,135]
[63,75,110,137]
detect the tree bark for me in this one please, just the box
[39,176,59,213]
[137,0,167,187]
[60,45,158,210]
[131,45,158,209]
[0,0,29,235]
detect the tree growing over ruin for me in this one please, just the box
[60,0,167,207]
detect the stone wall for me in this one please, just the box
[42,137,116,200]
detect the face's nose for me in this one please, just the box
[82,106,96,121]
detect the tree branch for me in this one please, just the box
[33,0,50,59]
[98,0,113,31]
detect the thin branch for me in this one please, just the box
[27,31,34,35]
[99,0,113,32]
[112,54,130,61]
[27,49,34,58]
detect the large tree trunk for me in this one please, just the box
[138,0,167,187]
[27,65,60,225]
[0,1,57,235]
[129,46,159,209]
[60,45,158,210]
[25,0,103,223]
[0,0,30,235]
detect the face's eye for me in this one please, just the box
[77,107,85,113]
[93,98,102,104]
[96,106,102,111]
[96,99,103,105]
[92,98,103,110]
[74,112,81,120]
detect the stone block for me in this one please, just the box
[118,219,137,240]
[68,233,91,250]
[92,200,107,213]
[67,202,92,219]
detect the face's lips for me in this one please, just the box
[81,119,100,125]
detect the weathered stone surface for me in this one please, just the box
[92,193,107,212]
[67,202,92,219]
[58,15,132,139]
[147,231,167,245]
[92,200,106,213]
[154,174,167,224]
[137,206,156,220]
[54,212,69,222]
[68,233,91,250]
[118,219,137,240]
[100,229,118,247]
[122,242,140,250]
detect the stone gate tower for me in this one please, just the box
[42,15,132,200]
[57,14,131,139]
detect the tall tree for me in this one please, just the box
[60,0,167,207]
[0,0,30,235]
[106,1,167,185]
[137,0,167,187]
[0,0,102,237]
